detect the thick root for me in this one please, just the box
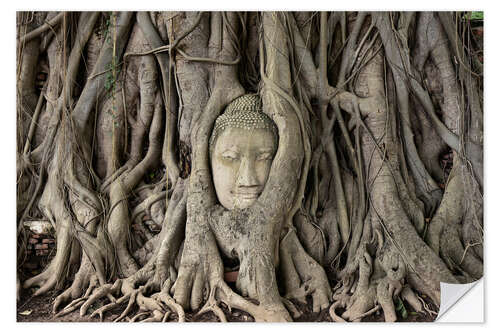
[216,280,292,322]
[330,278,422,322]
[152,288,186,322]
[76,272,185,322]
[281,297,302,319]
[53,276,98,316]
[196,288,227,322]
[53,257,98,313]
[279,229,332,312]
[23,264,54,291]
[339,285,377,322]
[401,285,424,313]
[329,244,410,322]
[173,235,292,322]
[80,280,121,317]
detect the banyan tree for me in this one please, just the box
[16,11,483,322]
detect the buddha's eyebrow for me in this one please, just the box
[221,147,239,153]
[258,147,275,153]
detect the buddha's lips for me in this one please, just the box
[233,190,261,199]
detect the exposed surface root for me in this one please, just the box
[52,256,97,313]
[196,289,227,322]
[70,268,186,322]
[279,229,332,312]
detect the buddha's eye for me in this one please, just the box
[221,151,239,161]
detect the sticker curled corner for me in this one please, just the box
[436,278,483,322]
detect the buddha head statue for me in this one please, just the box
[209,94,278,210]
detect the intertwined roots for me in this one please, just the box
[51,270,295,322]
[17,10,482,323]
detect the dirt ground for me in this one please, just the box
[17,278,437,322]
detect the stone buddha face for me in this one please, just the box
[210,95,278,210]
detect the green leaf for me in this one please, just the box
[401,307,408,319]
[395,297,404,311]
[470,11,484,20]
[465,11,483,20]
[395,296,408,319]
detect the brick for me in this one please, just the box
[42,238,55,244]
[28,238,38,244]
[224,270,239,283]
[35,243,48,250]
[36,249,49,256]
[31,234,41,239]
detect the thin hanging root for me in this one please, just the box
[281,297,302,319]
[153,291,186,322]
[417,295,438,316]
[329,301,347,322]
[196,291,227,323]
[351,304,381,321]
[100,165,129,191]
[89,294,130,321]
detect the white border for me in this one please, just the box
[2,1,497,332]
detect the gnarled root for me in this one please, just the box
[173,216,292,322]
[329,243,418,322]
[53,254,98,314]
[199,278,293,322]
[23,211,76,297]
[426,162,483,281]
[279,228,332,313]
[72,268,185,322]
[69,180,189,322]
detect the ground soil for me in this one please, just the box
[17,267,437,322]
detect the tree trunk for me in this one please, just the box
[17,11,483,322]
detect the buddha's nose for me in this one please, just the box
[236,157,259,187]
